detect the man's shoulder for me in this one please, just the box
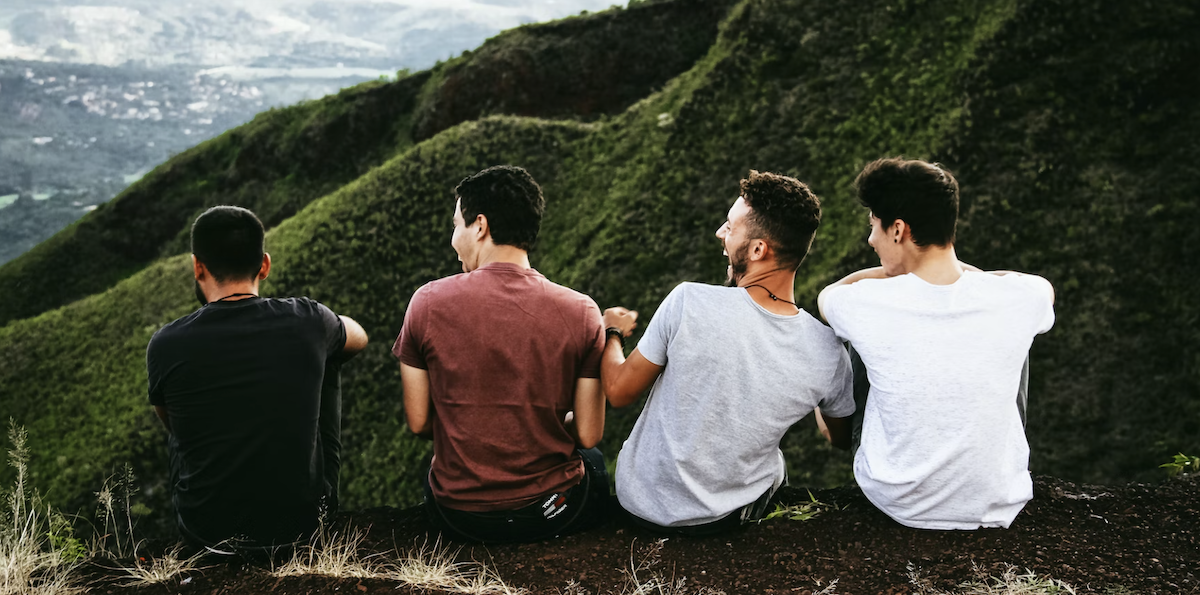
[148,308,205,350]
[670,281,737,303]
[534,274,600,310]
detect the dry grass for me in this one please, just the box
[271,525,525,594]
[558,538,726,595]
[909,562,1078,595]
[110,544,211,587]
[0,422,81,595]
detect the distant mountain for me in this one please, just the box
[0,0,618,70]
[0,0,620,264]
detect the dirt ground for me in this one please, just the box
[83,474,1199,594]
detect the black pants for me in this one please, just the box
[622,470,783,537]
[423,448,610,544]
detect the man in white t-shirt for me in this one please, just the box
[602,170,856,535]
[817,157,1055,530]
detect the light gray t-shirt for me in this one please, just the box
[615,282,855,527]
[823,271,1055,530]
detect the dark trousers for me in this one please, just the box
[423,448,610,544]
[848,345,1031,455]
[622,469,783,537]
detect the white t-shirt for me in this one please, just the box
[616,283,856,527]
[823,271,1054,530]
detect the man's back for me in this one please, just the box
[823,271,1055,529]
[395,262,604,511]
[616,283,855,527]
[147,296,345,545]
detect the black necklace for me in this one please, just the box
[214,293,257,303]
[744,284,797,308]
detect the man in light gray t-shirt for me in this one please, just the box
[602,170,856,533]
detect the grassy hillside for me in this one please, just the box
[0,0,1195,536]
[0,0,736,327]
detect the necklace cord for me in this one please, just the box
[214,293,257,303]
[744,284,798,308]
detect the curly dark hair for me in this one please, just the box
[455,165,545,252]
[854,158,959,247]
[739,170,822,271]
[190,205,265,282]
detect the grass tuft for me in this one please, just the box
[111,544,210,586]
[761,490,835,522]
[0,421,81,595]
[272,525,525,594]
[909,562,1077,595]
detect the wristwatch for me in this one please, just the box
[605,327,625,348]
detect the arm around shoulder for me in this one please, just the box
[818,267,886,323]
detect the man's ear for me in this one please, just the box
[257,252,271,281]
[192,255,206,280]
[475,214,490,241]
[749,238,769,262]
[890,219,909,244]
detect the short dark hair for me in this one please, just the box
[854,158,959,247]
[190,206,265,282]
[739,170,822,271]
[455,165,545,252]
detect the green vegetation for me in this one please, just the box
[761,491,834,522]
[1160,453,1199,478]
[0,0,1196,538]
[1,422,82,595]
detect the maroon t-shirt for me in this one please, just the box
[393,262,605,511]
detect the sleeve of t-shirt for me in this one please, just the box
[1019,274,1056,335]
[146,333,166,407]
[393,285,429,369]
[314,300,347,361]
[817,341,857,418]
[578,298,605,379]
[636,283,686,367]
[820,284,855,343]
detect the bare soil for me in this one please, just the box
[83,475,1199,594]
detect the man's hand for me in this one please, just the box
[814,408,853,451]
[603,307,638,336]
[600,306,663,408]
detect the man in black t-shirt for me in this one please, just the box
[146,206,368,550]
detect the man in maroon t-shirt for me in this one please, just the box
[393,165,609,543]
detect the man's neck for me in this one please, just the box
[476,245,531,269]
[207,281,259,302]
[738,266,799,315]
[905,244,963,285]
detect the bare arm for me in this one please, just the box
[817,267,889,322]
[153,405,171,433]
[399,363,433,439]
[340,315,369,356]
[568,378,605,448]
[601,306,664,408]
[814,408,852,451]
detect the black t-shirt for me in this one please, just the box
[146,296,346,546]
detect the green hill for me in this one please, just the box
[0,0,1195,534]
[0,0,735,327]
